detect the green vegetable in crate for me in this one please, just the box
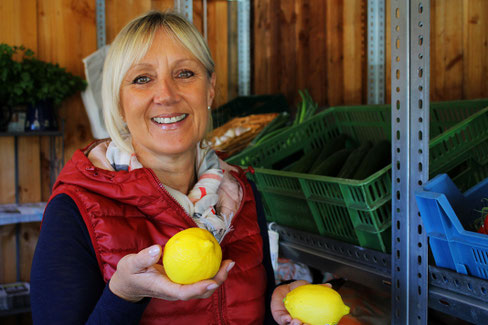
[248,111,290,147]
[252,89,318,146]
[309,134,351,173]
[310,148,354,177]
[283,148,322,173]
[293,89,318,126]
[337,141,373,179]
[352,140,391,180]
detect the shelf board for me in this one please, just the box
[274,224,392,293]
[0,203,46,226]
[428,266,488,324]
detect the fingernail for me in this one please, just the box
[226,261,235,272]
[148,245,160,257]
[207,283,218,290]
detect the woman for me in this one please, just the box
[31,10,312,324]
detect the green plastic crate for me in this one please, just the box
[229,99,488,252]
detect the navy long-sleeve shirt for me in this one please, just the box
[31,182,276,324]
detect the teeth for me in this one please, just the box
[153,114,186,124]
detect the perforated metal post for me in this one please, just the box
[96,0,106,49]
[203,0,208,40]
[367,0,385,104]
[237,0,251,96]
[175,0,193,23]
[391,1,430,324]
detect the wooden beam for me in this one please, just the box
[325,0,345,106]
[463,0,488,99]
[343,0,365,104]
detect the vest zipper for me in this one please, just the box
[146,169,199,227]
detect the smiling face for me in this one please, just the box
[120,28,215,160]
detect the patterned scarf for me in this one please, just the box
[105,139,234,242]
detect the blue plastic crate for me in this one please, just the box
[415,173,488,279]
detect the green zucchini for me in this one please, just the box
[309,134,350,172]
[310,148,353,177]
[352,140,391,180]
[283,148,321,173]
[337,142,373,179]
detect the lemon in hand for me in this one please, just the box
[284,284,350,325]
[163,227,222,285]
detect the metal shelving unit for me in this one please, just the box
[275,1,488,324]
[275,225,391,294]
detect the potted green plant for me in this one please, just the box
[0,44,34,131]
[0,43,87,132]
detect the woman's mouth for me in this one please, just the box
[152,113,188,124]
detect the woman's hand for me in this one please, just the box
[271,280,332,325]
[109,245,235,302]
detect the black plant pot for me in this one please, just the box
[25,100,57,131]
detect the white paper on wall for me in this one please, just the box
[81,45,110,139]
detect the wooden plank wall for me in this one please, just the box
[254,0,488,107]
[253,0,367,107]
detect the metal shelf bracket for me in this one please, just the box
[175,0,193,23]
[237,0,251,96]
[96,0,106,49]
[367,0,386,105]
[391,1,430,324]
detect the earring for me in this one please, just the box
[207,106,211,110]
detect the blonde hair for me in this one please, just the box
[102,10,215,153]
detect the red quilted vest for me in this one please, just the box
[49,148,267,324]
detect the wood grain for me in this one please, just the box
[325,0,344,106]
[151,0,175,11]
[192,0,203,34]
[279,0,298,106]
[0,138,16,205]
[253,0,280,95]
[106,0,152,43]
[431,0,464,101]
[0,225,16,283]
[0,0,38,50]
[308,0,328,107]
[17,137,41,203]
[343,0,365,105]
[207,0,228,107]
[463,0,488,99]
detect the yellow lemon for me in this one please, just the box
[163,227,222,285]
[284,284,350,325]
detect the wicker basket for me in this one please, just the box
[209,113,279,157]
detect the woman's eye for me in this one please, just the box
[177,70,194,79]
[133,76,151,84]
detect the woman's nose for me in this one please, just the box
[153,78,180,105]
